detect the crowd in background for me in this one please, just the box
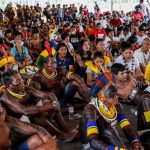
[0,0,150,149]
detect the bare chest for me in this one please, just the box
[116,81,134,99]
[40,75,63,89]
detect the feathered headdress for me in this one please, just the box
[89,65,113,97]
[36,40,56,69]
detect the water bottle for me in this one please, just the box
[114,52,118,60]
[129,88,138,100]
[130,108,137,116]
[68,106,74,120]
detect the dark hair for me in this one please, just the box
[0,38,4,44]
[120,41,132,52]
[61,33,69,41]
[105,28,113,35]
[107,84,117,93]
[89,35,95,42]
[111,63,126,75]
[123,27,129,32]
[2,70,18,85]
[56,43,68,52]
[139,26,145,32]
[135,5,141,9]
[77,40,88,52]
[96,38,104,45]
[56,42,72,58]
[42,55,54,65]
[4,29,11,36]
[32,27,39,34]
[93,51,104,60]
[127,35,138,44]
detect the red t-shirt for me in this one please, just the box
[110,18,122,27]
[94,29,106,39]
[132,12,144,22]
[83,9,89,17]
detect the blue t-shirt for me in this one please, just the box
[56,55,74,71]
[10,46,28,63]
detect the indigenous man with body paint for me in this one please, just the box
[30,54,90,107]
[0,70,77,142]
[80,64,143,150]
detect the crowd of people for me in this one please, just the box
[0,0,150,150]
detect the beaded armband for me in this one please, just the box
[117,114,130,128]
[87,121,99,137]
[108,145,126,150]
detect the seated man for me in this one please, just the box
[80,72,143,150]
[0,70,77,142]
[0,103,57,150]
[134,38,150,73]
[111,63,144,104]
[89,63,144,105]
[137,86,150,150]
[29,55,89,107]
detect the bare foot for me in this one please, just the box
[62,127,79,143]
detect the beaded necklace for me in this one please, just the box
[89,97,117,126]
[7,88,26,99]
[42,68,57,79]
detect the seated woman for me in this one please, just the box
[0,103,57,150]
[55,43,74,72]
[75,40,92,80]
[115,41,143,79]
[86,52,111,87]
[10,38,33,69]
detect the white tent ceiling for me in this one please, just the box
[0,0,139,12]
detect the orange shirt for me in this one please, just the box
[86,27,95,36]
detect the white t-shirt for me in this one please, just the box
[66,42,74,53]
[99,20,108,29]
[115,55,140,74]
[140,2,150,16]
[137,35,147,46]
[124,32,131,41]
[134,47,150,67]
